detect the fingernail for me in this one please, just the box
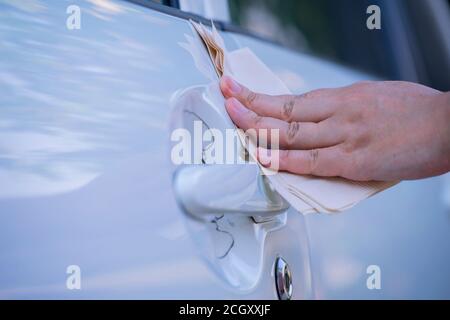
[225,76,241,95]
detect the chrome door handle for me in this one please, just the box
[173,164,289,220]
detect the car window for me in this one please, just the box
[229,0,450,85]
[230,0,330,56]
[229,0,396,79]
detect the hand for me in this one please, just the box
[220,76,450,181]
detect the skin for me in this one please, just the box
[220,76,450,182]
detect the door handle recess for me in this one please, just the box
[171,84,289,221]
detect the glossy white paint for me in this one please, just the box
[0,0,448,300]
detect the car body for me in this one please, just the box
[0,0,449,299]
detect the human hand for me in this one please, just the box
[220,76,450,181]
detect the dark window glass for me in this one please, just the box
[150,0,179,8]
[230,0,450,91]
[229,0,393,78]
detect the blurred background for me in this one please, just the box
[227,0,450,91]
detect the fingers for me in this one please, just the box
[258,146,345,177]
[225,96,286,144]
[220,76,337,123]
[221,75,289,119]
[226,98,343,149]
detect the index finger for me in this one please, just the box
[220,76,338,123]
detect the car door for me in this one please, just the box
[0,0,314,299]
